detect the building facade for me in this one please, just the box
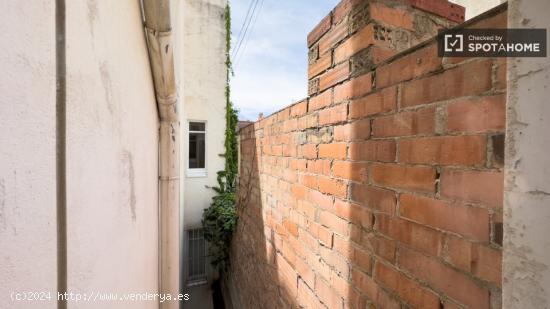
[0,0,226,308]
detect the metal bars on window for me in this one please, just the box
[187,228,207,285]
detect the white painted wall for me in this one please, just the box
[176,0,227,284]
[450,0,505,20]
[180,0,226,229]
[504,0,550,308]
[1,0,160,308]
[0,1,57,308]
[65,1,159,308]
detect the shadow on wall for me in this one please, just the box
[227,0,506,308]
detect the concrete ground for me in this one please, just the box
[183,284,214,309]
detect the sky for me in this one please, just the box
[230,0,340,121]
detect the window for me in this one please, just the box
[188,121,206,177]
[187,228,207,286]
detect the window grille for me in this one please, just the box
[187,228,207,285]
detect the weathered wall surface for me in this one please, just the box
[504,0,550,308]
[65,1,159,308]
[176,0,227,285]
[230,1,507,308]
[179,0,227,230]
[0,1,160,308]
[0,1,57,308]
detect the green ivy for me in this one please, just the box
[202,2,239,272]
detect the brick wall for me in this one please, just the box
[228,1,506,308]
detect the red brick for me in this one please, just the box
[300,174,318,189]
[284,118,298,133]
[332,236,352,260]
[297,200,316,221]
[308,13,332,46]
[375,289,401,309]
[401,60,493,108]
[446,95,506,133]
[400,194,490,241]
[364,233,397,263]
[446,236,502,287]
[349,86,397,119]
[283,218,299,238]
[333,161,368,182]
[332,0,363,25]
[349,184,396,214]
[352,268,378,300]
[333,199,373,229]
[474,244,502,287]
[309,53,332,79]
[319,62,350,91]
[370,46,397,65]
[399,247,490,309]
[374,262,440,309]
[349,140,396,162]
[297,280,324,309]
[320,210,349,236]
[331,273,352,300]
[319,103,348,125]
[319,143,347,160]
[276,253,298,298]
[495,58,507,90]
[319,21,348,55]
[271,145,283,156]
[290,158,307,171]
[318,225,333,248]
[319,246,350,279]
[315,276,343,309]
[283,169,298,183]
[334,24,375,63]
[406,0,465,23]
[351,267,401,309]
[282,144,296,157]
[299,113,319,130]
[277,108,290,122]
[376,44,442,88]
[308,189,333,210]
[306,247,331,279]
[371,163,436,193]
[398,135,487,166]
[441,169,504,208]
[353,247,373,273]
[318,176,347,199]
[282,241,298,267]
[370,3,414,31]
[307,159,331,176]
[291,184,308,200]
[295,258,315,289]
[309,89,332,111]
[290,100,308,118]
[299,229,320,253]
[333,119,370,141]
[376,214,443,256]
[334,72,373,103]
[300,144,318,159]
[372,107,435,137]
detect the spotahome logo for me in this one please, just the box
[438,29,547,57]
[444,34,463,52]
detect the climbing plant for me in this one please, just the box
[202,2,239,272]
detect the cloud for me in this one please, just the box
[230,0,340,120]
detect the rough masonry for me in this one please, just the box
[228,1,507,308]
